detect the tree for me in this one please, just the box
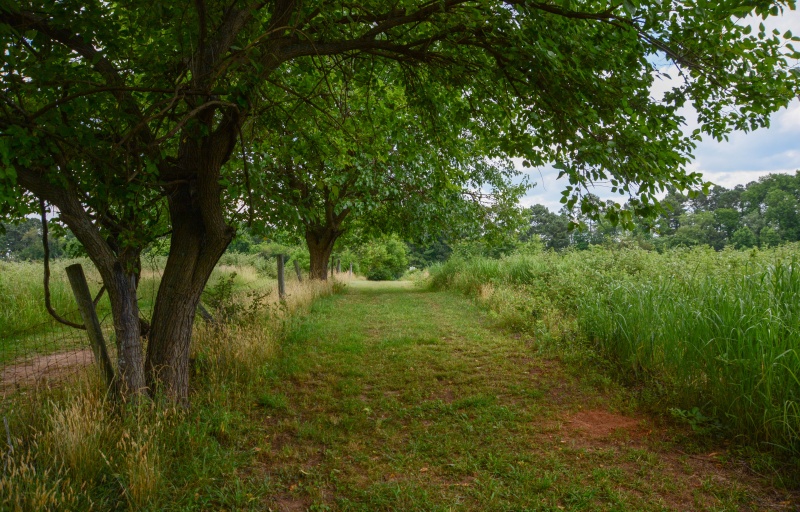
[524,204,571,250]
[243,59,522,279]
[0,218,66,260]
[731,226,757,249]
[669,211,717,248]
[2,1,798,402]
[714,208,740,243]
[764,188,800,242]
[760,226,782,247]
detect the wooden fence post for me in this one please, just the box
[277,254,286,300]
[293,259,303,283]
[336,259,341,273]
[65,264,116,392]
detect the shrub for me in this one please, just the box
[360,235,408,281]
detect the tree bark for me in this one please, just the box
[109,261,147,396]
[306,226,339,280]
[142,100,238,400]
[145,178,233,404]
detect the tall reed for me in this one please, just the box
[579,257,800,452]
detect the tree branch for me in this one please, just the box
[40,198,85,330]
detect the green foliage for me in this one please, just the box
[523,205,572,250]
[241,59,526,265]
[406,238,452,268]
[670,407,723,436]
[0,218,69,260]
[4,1,797,244]
[732,226,757,249]
[3,0,800,400]
[524,171,800,252]
[359,236,409,281]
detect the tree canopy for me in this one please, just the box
[522,171,800,251]
[241,58,524,277]
[2,0,799,402]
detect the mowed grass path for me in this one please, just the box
[249,281,793,511]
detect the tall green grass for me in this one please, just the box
[0,259,96,336]
[0,255,280,364]
[0,255,281,334]
[579,257,800,452]
[429,244,800,453]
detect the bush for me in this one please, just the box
[360,236,408,281]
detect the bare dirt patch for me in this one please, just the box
[266,495,311,512]
[567,409,647,441]
[1,349,94,391]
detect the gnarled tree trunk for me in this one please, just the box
[306,226,340,280]
[144,125,236,403]
[144,189,233,403]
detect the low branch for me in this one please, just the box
[40,198,85,330]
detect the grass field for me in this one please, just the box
[429,244,800,457]
[245,281,796,510]
[0,255,283,364]
[0,270,338,511]
[1,256,798,510]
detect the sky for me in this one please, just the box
[519,8,800,212]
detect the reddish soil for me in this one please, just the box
[568,409,647,440]
[0,348,94,391]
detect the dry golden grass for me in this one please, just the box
[116,425,161,508]
[0,443,79,512]
[46,392,107,480]
[194,276,338,382]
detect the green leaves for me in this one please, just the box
[1,0,798,251]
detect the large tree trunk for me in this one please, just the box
[145,139,235,403]
[306,226,339,280]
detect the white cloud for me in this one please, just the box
[517,8,800,211]
[700,169,798,189]
[778,101,800,132]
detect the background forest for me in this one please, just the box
[6,170,800,269]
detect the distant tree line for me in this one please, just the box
[7,171,797,264]
[524,171,800,251]
[0,218,72,260]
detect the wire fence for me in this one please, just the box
[0,258,316,398]
[0,307,115,396]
